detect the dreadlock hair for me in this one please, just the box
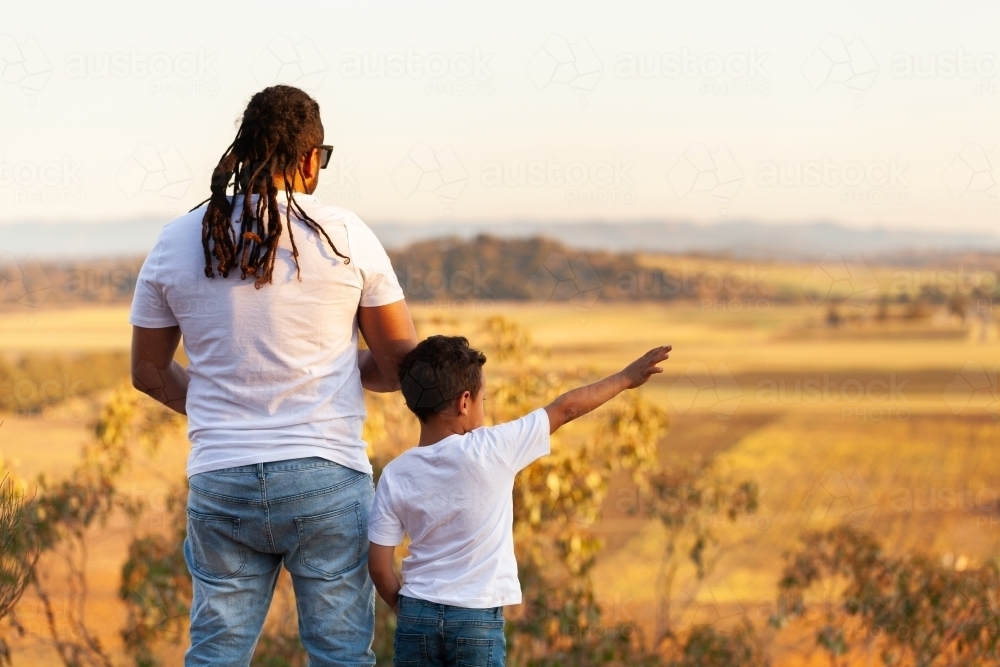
[198,85,349,288]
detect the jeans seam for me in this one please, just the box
[446,621,505,627]
[261,460,337,472]
[438,606,444,654]
[261,464,277,553]
[269,472,368,504]
[188,470,369,505]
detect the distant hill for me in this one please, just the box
[4,234,996,310]
[388,235,651,305]
[2,218,997,261]
[376,220,1000,261]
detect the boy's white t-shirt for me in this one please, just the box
[129,194,404,477]
[368,409,550,608]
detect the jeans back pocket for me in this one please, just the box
[393,631,428,666]
[186,509,244,579]
[294,502,363,579]
[457,636,497,667]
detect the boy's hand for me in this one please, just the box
[620,345,671,388]
[545,344,672,434]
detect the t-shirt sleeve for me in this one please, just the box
[368,474,405,546]
[129,237,179,328]
[488,409,551,472]
[349,217,405,308]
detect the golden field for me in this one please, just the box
[0,292,997,665]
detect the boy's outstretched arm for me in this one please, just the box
[368,543,401,613]
[544,345,671,434]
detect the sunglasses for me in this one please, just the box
[316,144,334,169]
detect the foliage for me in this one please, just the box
[475,317,761,665]
[0,351,132,413]
[1,384,183,667]
[776,525,1000,666]
[0,473,38,665]
[1,316,763,666]
[645,461,760,640]
[119,486,189,667]
[664,622,770,667]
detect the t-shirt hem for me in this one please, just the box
[186,447,372,478]
[130,314,179,328]
[359,292,405,308]
[399,588,521,609]
[368,531,404,547]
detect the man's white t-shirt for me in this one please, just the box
[129,194,404,477]
[368,409,550,608]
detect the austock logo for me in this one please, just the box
[801,252,878,309]
[1,155,85,205]
[526,252,603,309]
[0,254,51,307]
[391,143,469,205]
[251,35,327,91]
[116,143,193,203]
[0,34,51,101]
[666,143,744,213]
[339,48,495,97]
[801,469,878,527]
[801,34,878,105]
[678,576,771,627]
[666,362,744,421]
[943,361,998,418]
[479,156,636,206]
[526,35,603,102]
[63,47,220,97]
[315,156,362,206]
[891,50,998,79]
[615,47,771,97]
[942,143,998,208]
[755,156,911,206]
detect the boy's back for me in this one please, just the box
[367,335,670,667]
[369,409,549,607]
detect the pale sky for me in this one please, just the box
[1,0,997,235]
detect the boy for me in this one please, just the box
[368,335,671,666]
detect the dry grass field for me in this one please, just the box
[0,290,997,665]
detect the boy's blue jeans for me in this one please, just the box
[394,595,506,666]
[184,457,376,667]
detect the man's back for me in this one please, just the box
[130,194,403,476]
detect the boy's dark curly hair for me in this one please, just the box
[398,336,487,423]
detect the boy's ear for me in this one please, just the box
[456,390,472,416]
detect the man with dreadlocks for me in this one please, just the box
[129,85,417,666]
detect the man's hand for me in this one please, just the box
[131,326,189,414]
[620,345,672,388]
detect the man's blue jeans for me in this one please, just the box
[394,595,506,666]
[184,457,376,667]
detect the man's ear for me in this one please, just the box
[300,148,319,180]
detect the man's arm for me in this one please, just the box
[358,300,418,392]
[368,543,401,612]
[544,345,671,434]
[131,325,189,415]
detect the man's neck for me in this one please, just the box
[271,179,309,194]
